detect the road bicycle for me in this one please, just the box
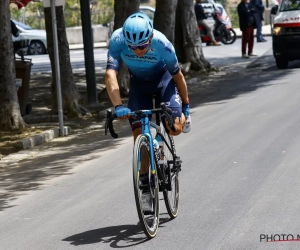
[105,103,182,239]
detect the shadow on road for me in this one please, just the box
[0,123,131,211]
[63,224,148,248]
[62,216,172,248]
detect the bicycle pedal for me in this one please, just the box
[175,156,182,165]
[171,165,181,173]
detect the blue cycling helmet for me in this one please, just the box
[122,12,153,45]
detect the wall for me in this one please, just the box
[264,8,272,25]
[66,25,109,44]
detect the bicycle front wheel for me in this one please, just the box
[162,132,180,219]
[133,135,159,239]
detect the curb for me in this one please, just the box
[14,126,71,150]
[0,124,104,166]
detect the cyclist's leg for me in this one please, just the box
[128,77,154,174]
[158,72,185,136]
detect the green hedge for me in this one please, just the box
[10,0,114,29]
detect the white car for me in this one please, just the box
[271,0,300,69]
[139,5,155,20]
[12,20,47,55]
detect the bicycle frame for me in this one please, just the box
[131,110,177,180]
[131,110,160,175]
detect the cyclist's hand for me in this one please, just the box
[182,103,190,118]
[115,105,131,119]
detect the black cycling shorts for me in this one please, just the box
[127,71,182,131]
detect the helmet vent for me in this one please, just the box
[139,31,144,40]
[126,31,131,40]
[137,15,144,19]
[133,33,136,42]
[145,29,149,38]
[149,22,153,28]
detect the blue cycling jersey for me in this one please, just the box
[106,28,180,81]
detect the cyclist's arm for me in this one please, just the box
[172,71,189,104]
[105,69,122,106]
[105,29,124,106]
[158,39,189,104]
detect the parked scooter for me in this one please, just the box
[198,7,236,45]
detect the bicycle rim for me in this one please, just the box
[162,130,180,218]
[163,172,179,218]
[133,135,159,239]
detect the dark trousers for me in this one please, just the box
[242,25,254,55]
[256,20,263,41]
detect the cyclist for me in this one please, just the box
[105,12,191,212]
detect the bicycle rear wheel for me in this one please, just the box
[133,135,159,239]
[161,130,180,219]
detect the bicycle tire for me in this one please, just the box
[133,135,160,239]
[161,130,180,219]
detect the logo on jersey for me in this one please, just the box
[124,54,157,61]
[113,35,122,45]
[175,94,181,105]
[164,42,172,53]
[108,56,114,63]
[158,39,165,46]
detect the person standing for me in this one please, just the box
[194,0,221,46]
[250,0,267,42]
[237,0,258,58]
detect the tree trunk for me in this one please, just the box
[44,7,82,118]
[154,0,178,45]
[0,0,26,130]
[175,0,211,71]
[114,0,139,96]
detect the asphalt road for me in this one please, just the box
[2,42,300,249]
[25,38,271,73]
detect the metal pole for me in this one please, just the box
[79,0,98,104]
[51,0,64,136]
[22,7,25,23]
[270,12,273,34]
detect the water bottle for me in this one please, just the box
[153,139,159,150]
[155,135,164,162]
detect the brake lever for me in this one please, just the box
[160,103,176,132]
[105,109,118,138]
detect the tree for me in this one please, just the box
[44,6,83,117]
[175,0,212,71]
[153,0,178,45]
[0,0,26,130]
[113,0,140,96]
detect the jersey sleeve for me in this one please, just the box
[157,37,180,75]
[106,30,123,71]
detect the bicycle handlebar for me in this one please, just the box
[105,103,175,139]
